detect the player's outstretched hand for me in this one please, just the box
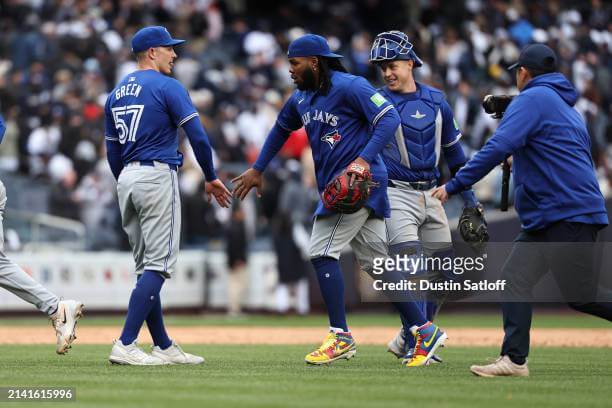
[431,184,449,204]
[206,179,232,208]
[231,168,263,200]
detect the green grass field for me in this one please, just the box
[0,312,610,408]
[1,310,610,328]
[0,345,611,408]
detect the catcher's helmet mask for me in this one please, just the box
[369,30,423,67]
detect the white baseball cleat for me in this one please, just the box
[52,300,84,355]
[387,327,408,358]
[109,339,168,366]
[470,355,529,377]
[151,341,205,364]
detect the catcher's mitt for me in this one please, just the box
[458,204,489,244]
[322,162,377,214]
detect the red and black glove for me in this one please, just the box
[322,162,377,214]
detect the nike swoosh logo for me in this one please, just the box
[298,98,305,104]
[423,327,439,348]
[58,305,67,325]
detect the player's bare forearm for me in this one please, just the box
[231,168,263,200]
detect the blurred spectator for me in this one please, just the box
[274,158,317,315]
[73,159,119,249]
[225,201,248,317]
[47,154,79,220]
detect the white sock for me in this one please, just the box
[330,326,349,334]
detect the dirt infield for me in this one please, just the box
[2,326,612,347]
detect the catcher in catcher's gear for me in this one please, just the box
[369,30,486,364]
[233,34,445,367]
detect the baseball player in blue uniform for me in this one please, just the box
[369,31,480,364]
[432,44,612,376]
[105,26,231,365]
[0,114,83,354]
[233,34,447,366]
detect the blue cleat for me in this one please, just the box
[404,322,447,367]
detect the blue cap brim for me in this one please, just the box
[507,62,519,70]
[165,39,186,47]
[323,52,343,58]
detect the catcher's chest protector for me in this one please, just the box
[380,88,444,170]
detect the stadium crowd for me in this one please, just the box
[0,0,610,252]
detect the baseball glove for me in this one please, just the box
[458,204,489,245]
[322,162,377,214]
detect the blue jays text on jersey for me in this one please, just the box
[301,109,339,127]
[104,70,199,166]
[379,82,461,182]
[271,71,399,218]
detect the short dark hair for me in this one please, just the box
[318,57,348,95]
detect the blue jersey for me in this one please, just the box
[104,70,199,166]
[380,83,461,182]
[276,71,395,218]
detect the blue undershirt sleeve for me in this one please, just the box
[104,101,123,180]
[360,108,400,163]
[182,117,217,182]
[105,139,123,180]
[0,114,6,144]
[253,123,291,172]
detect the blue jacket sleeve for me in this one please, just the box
[253,123,291,172]
[182,116,217,182]
[446,93,538,194]
[360,107,400,163]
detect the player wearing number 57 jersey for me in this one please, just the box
[104,26,231,366]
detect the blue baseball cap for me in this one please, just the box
[131,26,186,53]
[287,34,343,58]
[508,43,557,71]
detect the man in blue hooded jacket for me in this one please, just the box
[432,44,611,376]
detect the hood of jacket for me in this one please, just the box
[523,72,578,106]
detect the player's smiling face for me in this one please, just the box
[155,46,178,75]
[288,56,317,91]
[379,60,414,92]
